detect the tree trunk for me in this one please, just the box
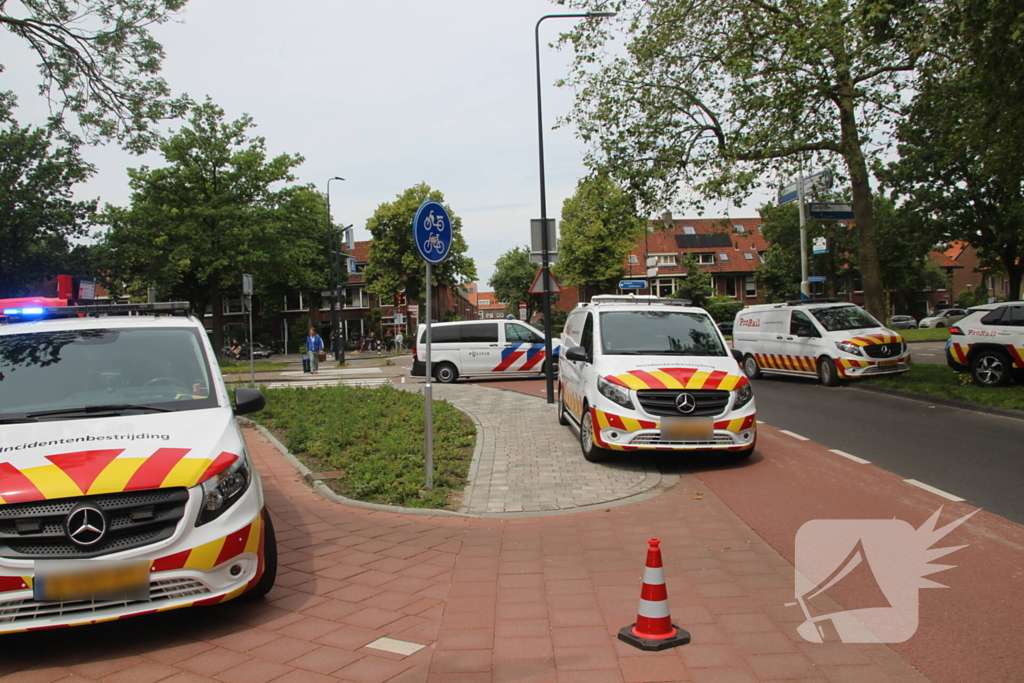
[838,86,886,322]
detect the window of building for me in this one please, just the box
[734,225,745,233]
[478,299,490,306]
[629,255,638,265]
[682,226,695,235]
[223,297,243,314]
[652,278,676,297]
[345,287,369,308]
[744,252,754,260]
[695,253,715,265]
[655,254,677,266]
[719,253,730,261]
[284,292,304,312]
[725,277,737,298]
[745,276,757,297]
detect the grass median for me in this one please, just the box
[860,363,1024,412]
[253,385,475,509]
[899,328,951,342]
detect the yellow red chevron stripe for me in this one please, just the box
[714,414,757,432]
[949,343,970,365]
[755,353,815,373]
[834,358,870,377]
[603,368,748,392]
[845,333,904,346]
[0,448,239,505]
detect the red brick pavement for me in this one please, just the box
[0,426,929,682]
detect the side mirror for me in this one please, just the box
[234,388,266,415]
[731,349,743,363]
[565,346,588,363]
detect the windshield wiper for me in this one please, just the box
[25,404,173,419]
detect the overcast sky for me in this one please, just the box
[3,0,763,289]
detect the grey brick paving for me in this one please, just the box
[399,383,673,514]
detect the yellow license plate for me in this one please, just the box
[34,561,150,602]
[879,360,898,368]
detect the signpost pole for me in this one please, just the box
[424,262,434,490]
[797,170,810,300]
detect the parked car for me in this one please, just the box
[919,309,967,328]
[889,315,918,330]
[717,320,735,336]
[250,342,273,359]
[0,301,277,634]
[946,301,1024,386]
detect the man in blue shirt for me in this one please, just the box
[307,327,325,374]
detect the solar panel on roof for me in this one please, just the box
[675,234,732,248]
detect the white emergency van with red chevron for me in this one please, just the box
[557,296,756,463]
[411,319,560,383]
[731,300,909,386]
[0,302,276,634]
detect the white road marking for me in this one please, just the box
[756,420,766,424]
[830,449,870,464]
[903,479,965,502]
[364,637,425,656]
[780,430,809,441]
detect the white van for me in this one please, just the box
[411,319,561,383]
[732,301,910,386]
[558,295,756,462]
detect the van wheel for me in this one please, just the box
[243,510,278,600]
[971,349,1012,387]
[817,357,841,387]
[742,354,761,380]
[434,362,458,383]
[580,406,613,463]
[557,388,570,426]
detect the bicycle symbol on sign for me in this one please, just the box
[423,211,446,232]
[423,233,445,254]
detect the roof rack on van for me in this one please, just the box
[583,294,693,307]
[2,301,193,322]
[784,298,839,306]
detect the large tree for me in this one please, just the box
[884,0,1024,299]
[555,170,646,293]
[490,246,544,320]
[1,0,191,152]
[96,99,326,350]
[558,0,939,321]
[0,121,96,297]
[363,183,476,321]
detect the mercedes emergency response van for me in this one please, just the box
[411,319,560,383]
[557,295,756,462]
[732,301,910,386]
[0,302,276,634]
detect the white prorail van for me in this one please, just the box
[558,296,756,463]
[732,301,910,386]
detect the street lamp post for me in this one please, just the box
[326,176,345,362]
[535,11,615,404]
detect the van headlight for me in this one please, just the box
[196,457,251,526]
[598,376,634,410]
[835,341,863,356]
[734,382,753,409]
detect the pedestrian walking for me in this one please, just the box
[306,327,325,374]
[395,331,404,351]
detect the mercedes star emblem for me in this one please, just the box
[66,506,107,546]
[675,393,697,414]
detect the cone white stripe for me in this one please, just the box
[637,597,671,619]
[642,566,666,585]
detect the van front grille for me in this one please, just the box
[636,389,730,417]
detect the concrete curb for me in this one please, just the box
[853,383,1024,422]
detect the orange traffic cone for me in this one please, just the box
[618,538,691,651]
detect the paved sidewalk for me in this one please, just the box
[398,383,673,515]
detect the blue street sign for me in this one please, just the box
[808,203,854,220]
[413,200,453,263]
[619,280,646,290]
[808,275,827,283]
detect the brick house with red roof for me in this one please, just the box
[945,241,1013,304]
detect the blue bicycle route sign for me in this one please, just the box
[413,201,452,264]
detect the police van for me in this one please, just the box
[411,319,560,383]
[557,295,756,462]
[0,302,276,634]
[732,301,909,386]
